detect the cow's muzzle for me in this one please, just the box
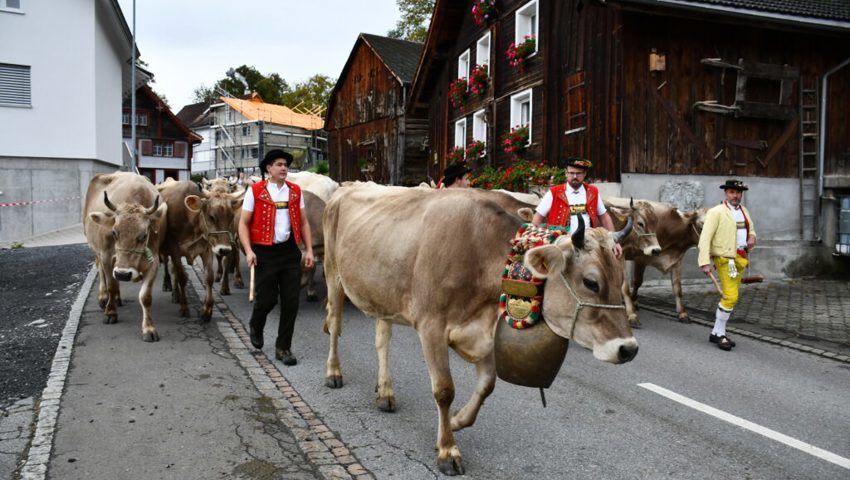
[619,343,639,363]
[113,269,133,282]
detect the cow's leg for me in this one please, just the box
[161,256,173,292]
[671,263,690,322]
[139,263,160,342]
[418,329,463,476]
[448,320,496,431]
[375,318,395,412]
[103,256,119,324]
[622,265,641,328]
[232,248,244,289]
[171,257,190,318]
[219,253,230,296]
[200,250,214,322]
[631,261,647,307]
[324,272,345,388]
[96,256,108,309]
[303,264,319,302]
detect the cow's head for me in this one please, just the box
[524,217,638,364]
[90,192,167,282]
[185,187,244,256]
[609,198,662,257]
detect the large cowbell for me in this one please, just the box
[494,317,568,388]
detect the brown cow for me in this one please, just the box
[322,185,637,476]
[84,172,168,341]
[609,198,706,324]
[157,180,244,320]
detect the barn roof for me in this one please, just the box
[220,93,325,131]
[617,0,850,29]
[175,101,210,128]
[360,33,424,85]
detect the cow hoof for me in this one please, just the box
[630,319,643,329]
[162,285,172,292]
[117,298,123,307]
[234,280,244,289]
[678,314,691,324]
[437,457,465,476]
[179,308,190,318]
[98,299,106,309]
[306,292,319,302]
[200,311,212,323]
[103,314,117,324]
[325,375,344,388]
[376,396,396,412]
[220,288,230,296]
[142,331,160,342]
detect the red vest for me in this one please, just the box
[546,183,599,228]
[248,180,303,247]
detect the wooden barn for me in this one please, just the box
[325,33,427,185]
[408,0,850,272]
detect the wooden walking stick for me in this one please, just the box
[708,271,724,296]
[249,265,256,303]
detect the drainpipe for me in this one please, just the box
[818,56,850,201]
[130,0,137,173]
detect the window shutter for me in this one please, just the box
[174,142,186,158]
[0,63,32,106]
[564,71,587,161]
[140,139,152,156]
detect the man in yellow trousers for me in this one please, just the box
[698,180,757,351]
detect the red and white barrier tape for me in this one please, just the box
[0,196,81,208]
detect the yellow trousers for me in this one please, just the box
[713,254,749,310]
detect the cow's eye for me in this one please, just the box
[112,230,118,239]
[638,221,645,229]
[137,233,147,243]
[583,278,599,292]
[209,215,217,224]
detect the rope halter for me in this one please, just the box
[558,272,626,339]
[115,231,155,265]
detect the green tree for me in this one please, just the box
[281,74,336,114]
[191,65,291,104]
[388,0,434,43]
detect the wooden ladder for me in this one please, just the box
[799,76,819,240]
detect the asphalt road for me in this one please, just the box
[0,244,94,409]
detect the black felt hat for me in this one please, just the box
[259,149,293,173]
[443,163,472,182]
[719,179,748,191]
[565,157,592,169]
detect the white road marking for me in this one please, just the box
[638,382,850,470]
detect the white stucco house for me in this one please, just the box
[0,0,142,244]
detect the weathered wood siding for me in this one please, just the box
[618,11,850,178]
[326,42,405,183]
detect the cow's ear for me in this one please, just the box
[184,195,204,212]
[516,207,534,222]
[88,211,115,227]
[524,244,569,279]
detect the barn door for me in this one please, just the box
[564,71,587,164]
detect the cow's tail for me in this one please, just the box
[322,193,343,336]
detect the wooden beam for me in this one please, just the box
[651,83,714,162]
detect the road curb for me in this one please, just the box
[640,303,850,364]
[186,264,374,480]
[17,265,97,480]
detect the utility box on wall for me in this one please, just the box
[837,196,850,255]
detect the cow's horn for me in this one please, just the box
[612,215,633,244]
[104,191,117,211]
[571,214,585,250]
[145,195,160,215]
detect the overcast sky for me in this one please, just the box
[116,0,402,111]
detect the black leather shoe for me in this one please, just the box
[275,349,297,366]
[713,335,733,351]
[249,326,263,349]
[709,333,736,347]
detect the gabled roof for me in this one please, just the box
[176,101,211,128]
[360,33,424,85]
[136,85,202,144]
[325,33,425,129]
[614,0,850,30]
[409,1,467,113]
[220,92,324,131]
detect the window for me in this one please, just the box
[0,0,23,13]
[0,63,31,107]
[476,33,491,67]
[251,147,259,158]
[152,142,173,157]
[472,110,487,144]
[510,88,533,144]
[122,113,130,125]
[454,118,467,149]
[458,49,470,81]
[515,1,539,54]
[242,125,252,136]
[135,114,148,126]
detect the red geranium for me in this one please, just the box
[472,0,498,28]
[506,35,536,69]
[469,64,489,95]
[448,77,468,111]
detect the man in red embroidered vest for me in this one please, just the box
[238,149,314,366]
[531,157,623,257]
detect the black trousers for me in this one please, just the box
[249,237,302,350]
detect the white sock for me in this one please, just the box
[712,306,732,336]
